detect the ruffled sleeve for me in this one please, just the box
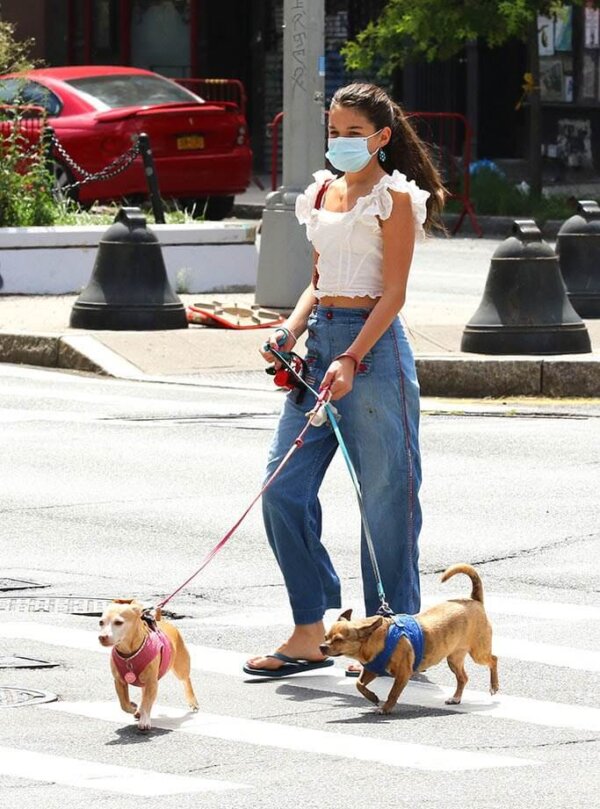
[355,170,430,238]
[295,169,337,225]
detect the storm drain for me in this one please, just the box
[0,656,59,669]
[0,578,48,592]
[0,686,58,708]
[0,596,187,619]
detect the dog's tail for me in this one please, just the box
[441,564,484,603]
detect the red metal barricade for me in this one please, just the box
[405,111,481,236]
[173,77,247,116]
[267,109,481,236]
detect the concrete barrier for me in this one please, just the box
[0,222,258,295]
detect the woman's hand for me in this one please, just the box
[320,355,357,400]
[260,326,297,368]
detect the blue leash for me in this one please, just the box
[269,345,393,616]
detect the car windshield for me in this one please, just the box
[64,74,202,109]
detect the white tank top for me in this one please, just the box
[295,169,430,299]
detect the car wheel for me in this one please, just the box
[205,195,235,220]
[50,159,78,203]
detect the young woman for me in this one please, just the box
[244,83,445,677]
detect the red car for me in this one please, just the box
[0,66,252,219]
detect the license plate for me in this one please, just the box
[177,135,204,150]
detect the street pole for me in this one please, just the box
[254,0,325,309]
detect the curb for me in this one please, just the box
[2,331,599,398]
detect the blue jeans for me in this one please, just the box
[262,305,422,624]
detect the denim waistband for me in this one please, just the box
[312,304,373,323]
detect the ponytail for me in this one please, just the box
[383,102,446,231]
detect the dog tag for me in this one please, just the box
[124,671,137,684]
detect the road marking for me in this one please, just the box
[1,621,599,732]
[46,701,534,772]
[191,596,600,627]
[0,746,246,796]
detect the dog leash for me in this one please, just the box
[269,346,393,617]
[155,385,333,612]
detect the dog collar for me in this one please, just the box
[112,628,172,687]
[363,614,424,676]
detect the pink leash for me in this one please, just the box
[156,388,331,611]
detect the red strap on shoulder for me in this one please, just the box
[314,179,332,210]
[312,179,332,291]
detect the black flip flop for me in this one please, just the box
[243,652,334,678]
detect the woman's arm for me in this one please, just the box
[321,191,415,398]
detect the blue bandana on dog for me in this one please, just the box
[363,614,424,675]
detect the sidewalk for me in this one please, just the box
[1,286,599,397]
[1,180,600,397]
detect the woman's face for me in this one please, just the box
[328,103,390,153]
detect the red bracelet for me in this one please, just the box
[334,351,361,373]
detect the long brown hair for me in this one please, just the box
[330,83,446,231]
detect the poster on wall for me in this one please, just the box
[554,6,573,52]
[557,119,593,168]
[540,58,564,100]
[538,15,555,55]
[585,5,600,48]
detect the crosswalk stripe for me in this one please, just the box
[192,596,600,627]
[0,746,247,796]
[45,700,534,771]
[1,621,599,732]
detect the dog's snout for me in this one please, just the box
[319,643,329,654]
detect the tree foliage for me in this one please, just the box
[342,1,590,73]
[0,19,38,74]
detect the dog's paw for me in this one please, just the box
[445,696,461,705]
[189,702,199,712]
[376,705,393,715]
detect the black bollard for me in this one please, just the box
[555,200,600,318]
[70,207,188,330]
[461,220,590,355]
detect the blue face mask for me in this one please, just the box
[326,129,383,173]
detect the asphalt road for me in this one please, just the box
[0,364,599,809]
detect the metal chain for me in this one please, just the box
[48,132,141,192]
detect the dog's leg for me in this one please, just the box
[173,643,199,711]
[136,680,158,732]
[469,647,499,696]
[114,678,137,715]
[356,669,379,706]
[446,651,468,704]
[379,669,411,715]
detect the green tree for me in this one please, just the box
[342,1,595,200]
[0,19,38,74]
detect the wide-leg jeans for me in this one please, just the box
[262,305,422,625]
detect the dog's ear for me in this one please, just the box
[356,616,383,639]
[337,608,353,621]
[112,598,134,605]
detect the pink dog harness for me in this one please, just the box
[112,628,172,687]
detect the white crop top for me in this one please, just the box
[295,169,430,299]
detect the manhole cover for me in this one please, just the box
[0,656,59,669]
[0,596,187,619]
[0,578,48,592]
[0,686,58,708]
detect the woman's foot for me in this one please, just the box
[245,621,327,672]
